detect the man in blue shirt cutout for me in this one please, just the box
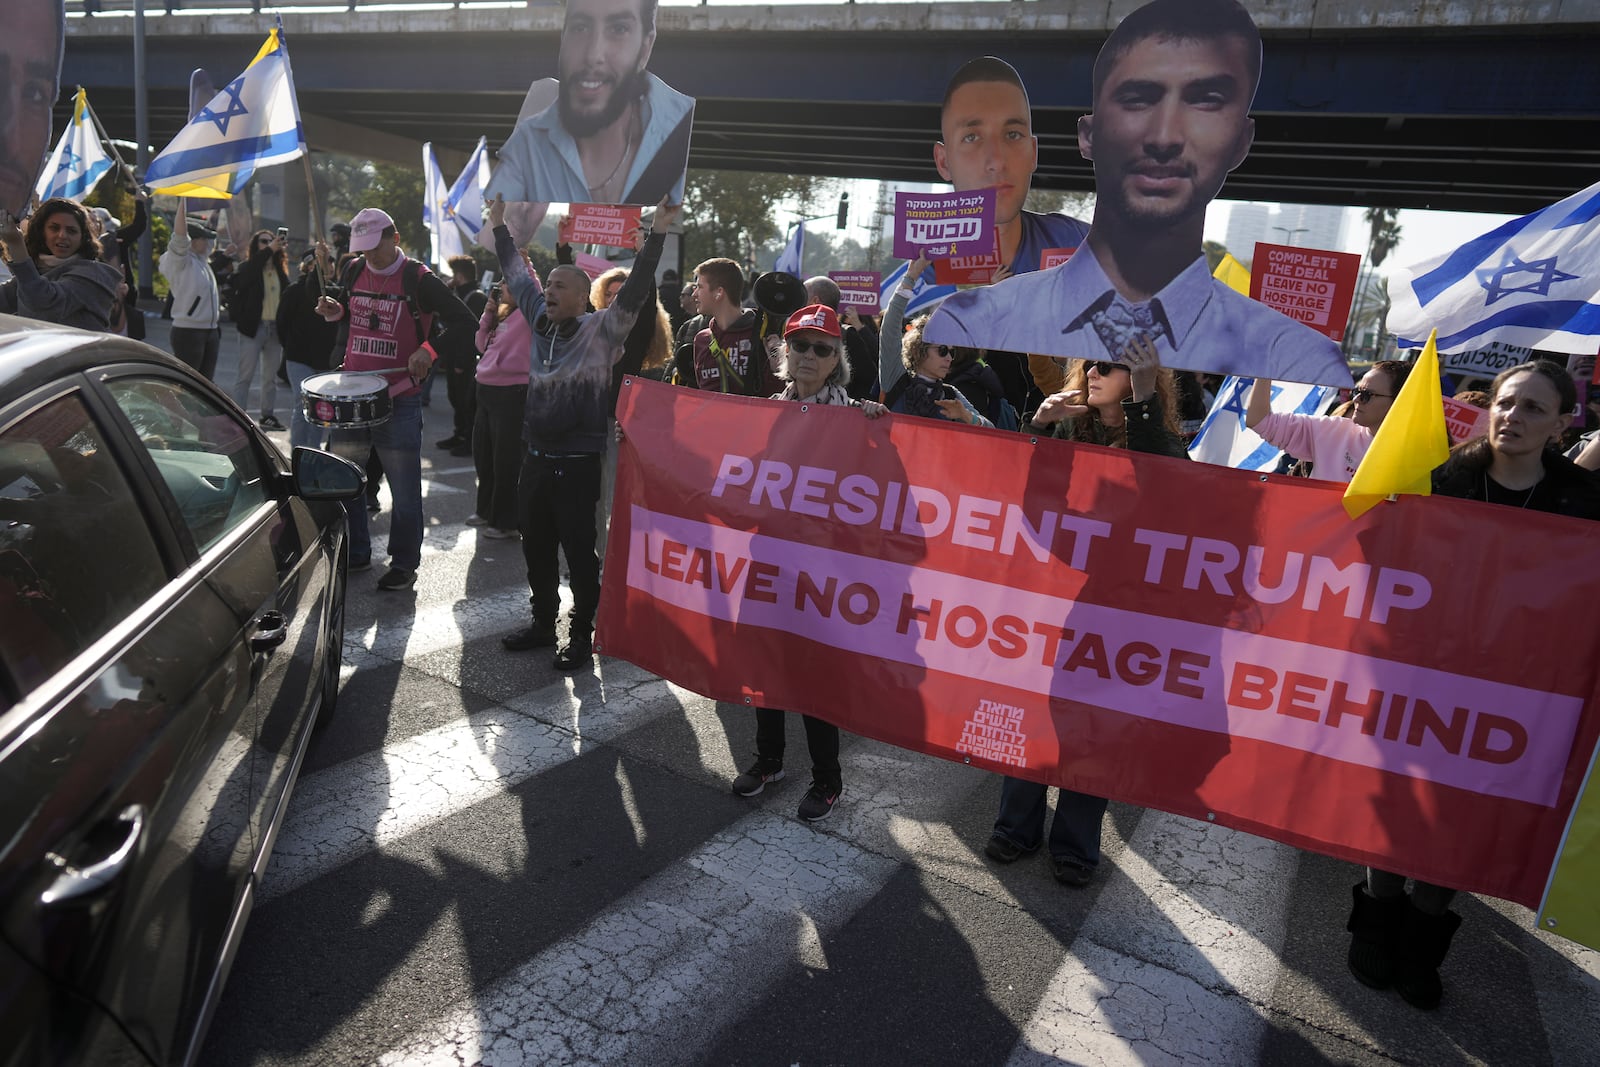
[924,0,1351,388]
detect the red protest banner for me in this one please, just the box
[1250,243,1363,341]
[558,204,644,248]
[597,380,1600,907]
[1040,247,1076,270]
[829,271,881,315]
[934,232,1002,285]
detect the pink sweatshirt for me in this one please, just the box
[474,306,533,387]
[1254,412,1374,483]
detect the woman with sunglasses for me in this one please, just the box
[985,335,1186,888]
[1245,360,1414,482]
[1344,360,1599,1013]
[730,304,885,824]
[879,254,993,426]
[231,229,291,430]
[0,198,121,330]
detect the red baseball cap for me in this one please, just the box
[783,304,841,339]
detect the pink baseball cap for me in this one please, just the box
[348,207,395,253]
[783,304,842,339]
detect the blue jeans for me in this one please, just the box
[285,360,316,450]
[337,394,424,571]
[993,778,1109,868]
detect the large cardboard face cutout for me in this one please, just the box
[924,0,1353,387]
[1,0,65,218]
[488,0,694,228]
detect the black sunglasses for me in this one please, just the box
[1087,360,1128,376]
[1352,387,1395,403]
[925,344,956,358]
[788,339,838,357]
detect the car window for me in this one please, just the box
[0,393,167,698]
[105,378,272,553]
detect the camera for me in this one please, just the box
[490,282,504,302]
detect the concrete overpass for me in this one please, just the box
[61,1,1600,215]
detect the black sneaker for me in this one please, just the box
[366,498,381,513]
[798,781,840,822]
[348,555,372,573]
[984,834,1027,863]
[552,641,593,671]
[258,414,285,431]
[731,760,785,797]
[376,567,416,591]
[502,625,557,651]
[1051,857,1094,888]
[436,435,466,450]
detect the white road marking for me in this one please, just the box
[1008,811,1301,1065]
[262,664,694,902]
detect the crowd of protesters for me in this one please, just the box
[6,163,1600,1019]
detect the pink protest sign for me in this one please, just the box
[829,271,881,314]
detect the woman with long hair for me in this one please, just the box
[230,229,291,430]
[0,197,121,330]
[1345,360,1600,1013]
[986,336,1187,888]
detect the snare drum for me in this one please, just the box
[301,372,392,429]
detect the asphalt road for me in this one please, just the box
[146,318,1599,1066]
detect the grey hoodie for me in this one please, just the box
[0,255,123,331]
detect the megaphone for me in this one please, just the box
[752,271,807,328]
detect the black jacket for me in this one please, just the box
[232,245,290,338]
[1431,447,1600,520]
[276,271,341,373]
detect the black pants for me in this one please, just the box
[473,383,527,530]
[169,325,220,381]
[447,360,477,441]
[755,709,841,789]
[517,451,601,639]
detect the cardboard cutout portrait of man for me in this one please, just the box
[490,0,693,212]
[924,0,1351,387]
[933,56,1089,274]
[1,0,65,218]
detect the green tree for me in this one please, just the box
[680,169,826,273]
[365,162,428,258]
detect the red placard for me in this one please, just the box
[598,379,1600,907]
[934,232,1002,285]
[558,204,644,248]
[1441,396,1488,442]
[1250,243,1363,341]
[1040,247,1076,270]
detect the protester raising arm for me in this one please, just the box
[487,193,548,327]
[878,253,929,399]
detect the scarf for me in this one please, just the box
[777,381,853,407]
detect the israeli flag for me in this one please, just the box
[878,259,956,317]
[145,27,305,198]
[1188,376,1339,471]
[423,142,464,268]
[447,137,490,241]
[773,222,804,276]
[35,89,114,203]
[1388,178,1600,353]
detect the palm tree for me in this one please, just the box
[1364,207,1402,267]
[1344,207,1405,358]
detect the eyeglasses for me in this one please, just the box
[1087,360,1128,376]
[1352,387,1395,403]
[788,339,838,358]
[925,344,955,359]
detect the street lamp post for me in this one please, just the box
[1271,225,1309,246]
[782,192,850,276]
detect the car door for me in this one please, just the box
[100,370,334,879]
[0,379,255,1067]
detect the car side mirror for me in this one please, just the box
[291,446,366,501]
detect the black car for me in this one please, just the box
[0,315,363,1065]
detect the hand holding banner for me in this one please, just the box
[558,204,645,249]
[894,188,996,259]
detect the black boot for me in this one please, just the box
[1346,882,1407,989]
[1393,903,1462,1010]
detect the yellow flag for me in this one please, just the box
[1538,742,1600,950]
[1342,329,1450,518]
[1213,253,1252,296]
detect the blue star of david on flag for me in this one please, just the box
[1476,254,1581,307]
[1189,377,1337,472]
[195,77,250,137]
[34,88,114,203]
